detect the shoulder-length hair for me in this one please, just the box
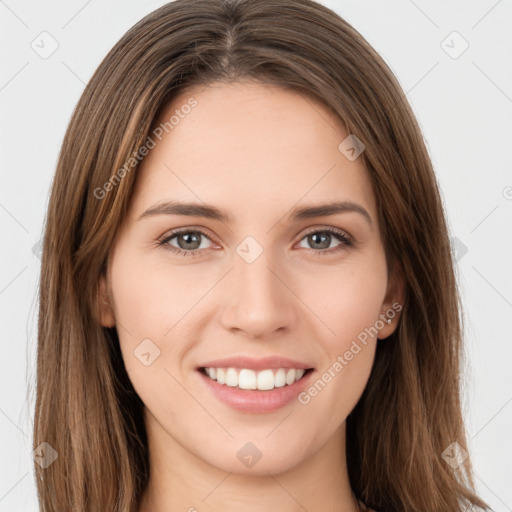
[34,0,490,510]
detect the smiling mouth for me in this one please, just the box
[199,366,314,391]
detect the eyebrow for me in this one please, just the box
[138,200,373,227]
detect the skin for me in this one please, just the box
[99,80,404,512]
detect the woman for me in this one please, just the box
[33,0,491,510]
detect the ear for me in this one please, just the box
[97,275,116,328]
[377,261,406,340]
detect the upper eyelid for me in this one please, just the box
[159,226,217,245]
[301,225,351,237]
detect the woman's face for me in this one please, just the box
[101,80,402,475]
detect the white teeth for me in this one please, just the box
[274,368,286,387]
[257,369,275,390]
[225,368,238,387]
[238,369,257,390]
[203,367,309,390]
[285,369,296,385]
[216,368,226,384]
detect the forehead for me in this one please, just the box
[130,80,376,224]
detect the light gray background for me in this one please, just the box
[1,1,511,510]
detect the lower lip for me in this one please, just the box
[197,369,315,414]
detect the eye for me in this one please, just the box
[296,227,354,255]
[157,228,214,257]
[157,226,354,257]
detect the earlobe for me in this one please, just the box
[97,275,116,328]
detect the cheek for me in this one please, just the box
[109,249,201,339]
[108,250,197,412]
[108,246,222,396]
[304,251,388,348]
[296,253,386,414]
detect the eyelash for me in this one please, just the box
[157,226,354,258]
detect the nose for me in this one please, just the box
[219,248,297,339]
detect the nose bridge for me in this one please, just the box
[220,239,295,337]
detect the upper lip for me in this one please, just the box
[198,356,313,371]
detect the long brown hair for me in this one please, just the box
[33,0,490,510]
